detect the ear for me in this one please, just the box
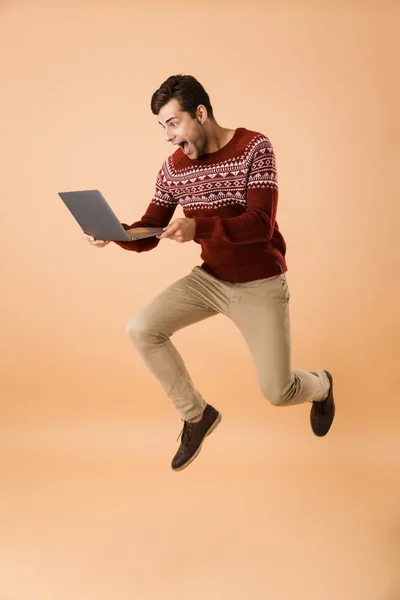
[196,105,208,124]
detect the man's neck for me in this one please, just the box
[202,123,236,155]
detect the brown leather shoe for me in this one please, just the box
[310,370,335,436]
[171,404,222,471]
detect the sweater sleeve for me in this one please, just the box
[114,166,178,252]
[193,137,279,245]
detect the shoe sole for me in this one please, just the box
[311,370,335,437]
[172,412,222,472]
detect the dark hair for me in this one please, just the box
[151,74,214,120]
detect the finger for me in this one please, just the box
[158,230,174,240]
[163,221,182,237]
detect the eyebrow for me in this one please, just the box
[158,117,177,127]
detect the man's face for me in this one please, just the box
[157,98,207,160]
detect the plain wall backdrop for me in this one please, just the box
[0,0,399,426]
[0,1,399,599]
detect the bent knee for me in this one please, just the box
[125,313,167,345]
[125,313,151,343]
[126,314,140,338]
[260,385,290,407]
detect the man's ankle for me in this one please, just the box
[187,411,204,424]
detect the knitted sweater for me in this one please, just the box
[115,127,287,283]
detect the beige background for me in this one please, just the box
[0,1,399,598]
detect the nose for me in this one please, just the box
[164,129,174,143]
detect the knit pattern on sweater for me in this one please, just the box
[115,128,287,283]
[153,133,278,211]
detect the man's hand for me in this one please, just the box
[81,233,110,248]
[157,218,196,243]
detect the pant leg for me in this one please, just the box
[228,273,330,406]
[126,267,230,420]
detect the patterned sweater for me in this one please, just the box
[115,127,287,283]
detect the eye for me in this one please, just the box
[171,122,178,128]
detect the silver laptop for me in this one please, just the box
[58,189,164,241]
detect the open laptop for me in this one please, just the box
[58,190,164,241]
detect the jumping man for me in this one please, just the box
[83,75,335,471]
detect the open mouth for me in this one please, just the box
[179,141,190,155]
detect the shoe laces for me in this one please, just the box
[176,420,194,445]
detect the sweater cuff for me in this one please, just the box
[193,216,214,240]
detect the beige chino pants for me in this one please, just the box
[126,266,330,421]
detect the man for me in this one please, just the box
[83,74,335,472]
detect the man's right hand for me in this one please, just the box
[81,233,110,248]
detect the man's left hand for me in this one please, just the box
[157,218,196,243]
